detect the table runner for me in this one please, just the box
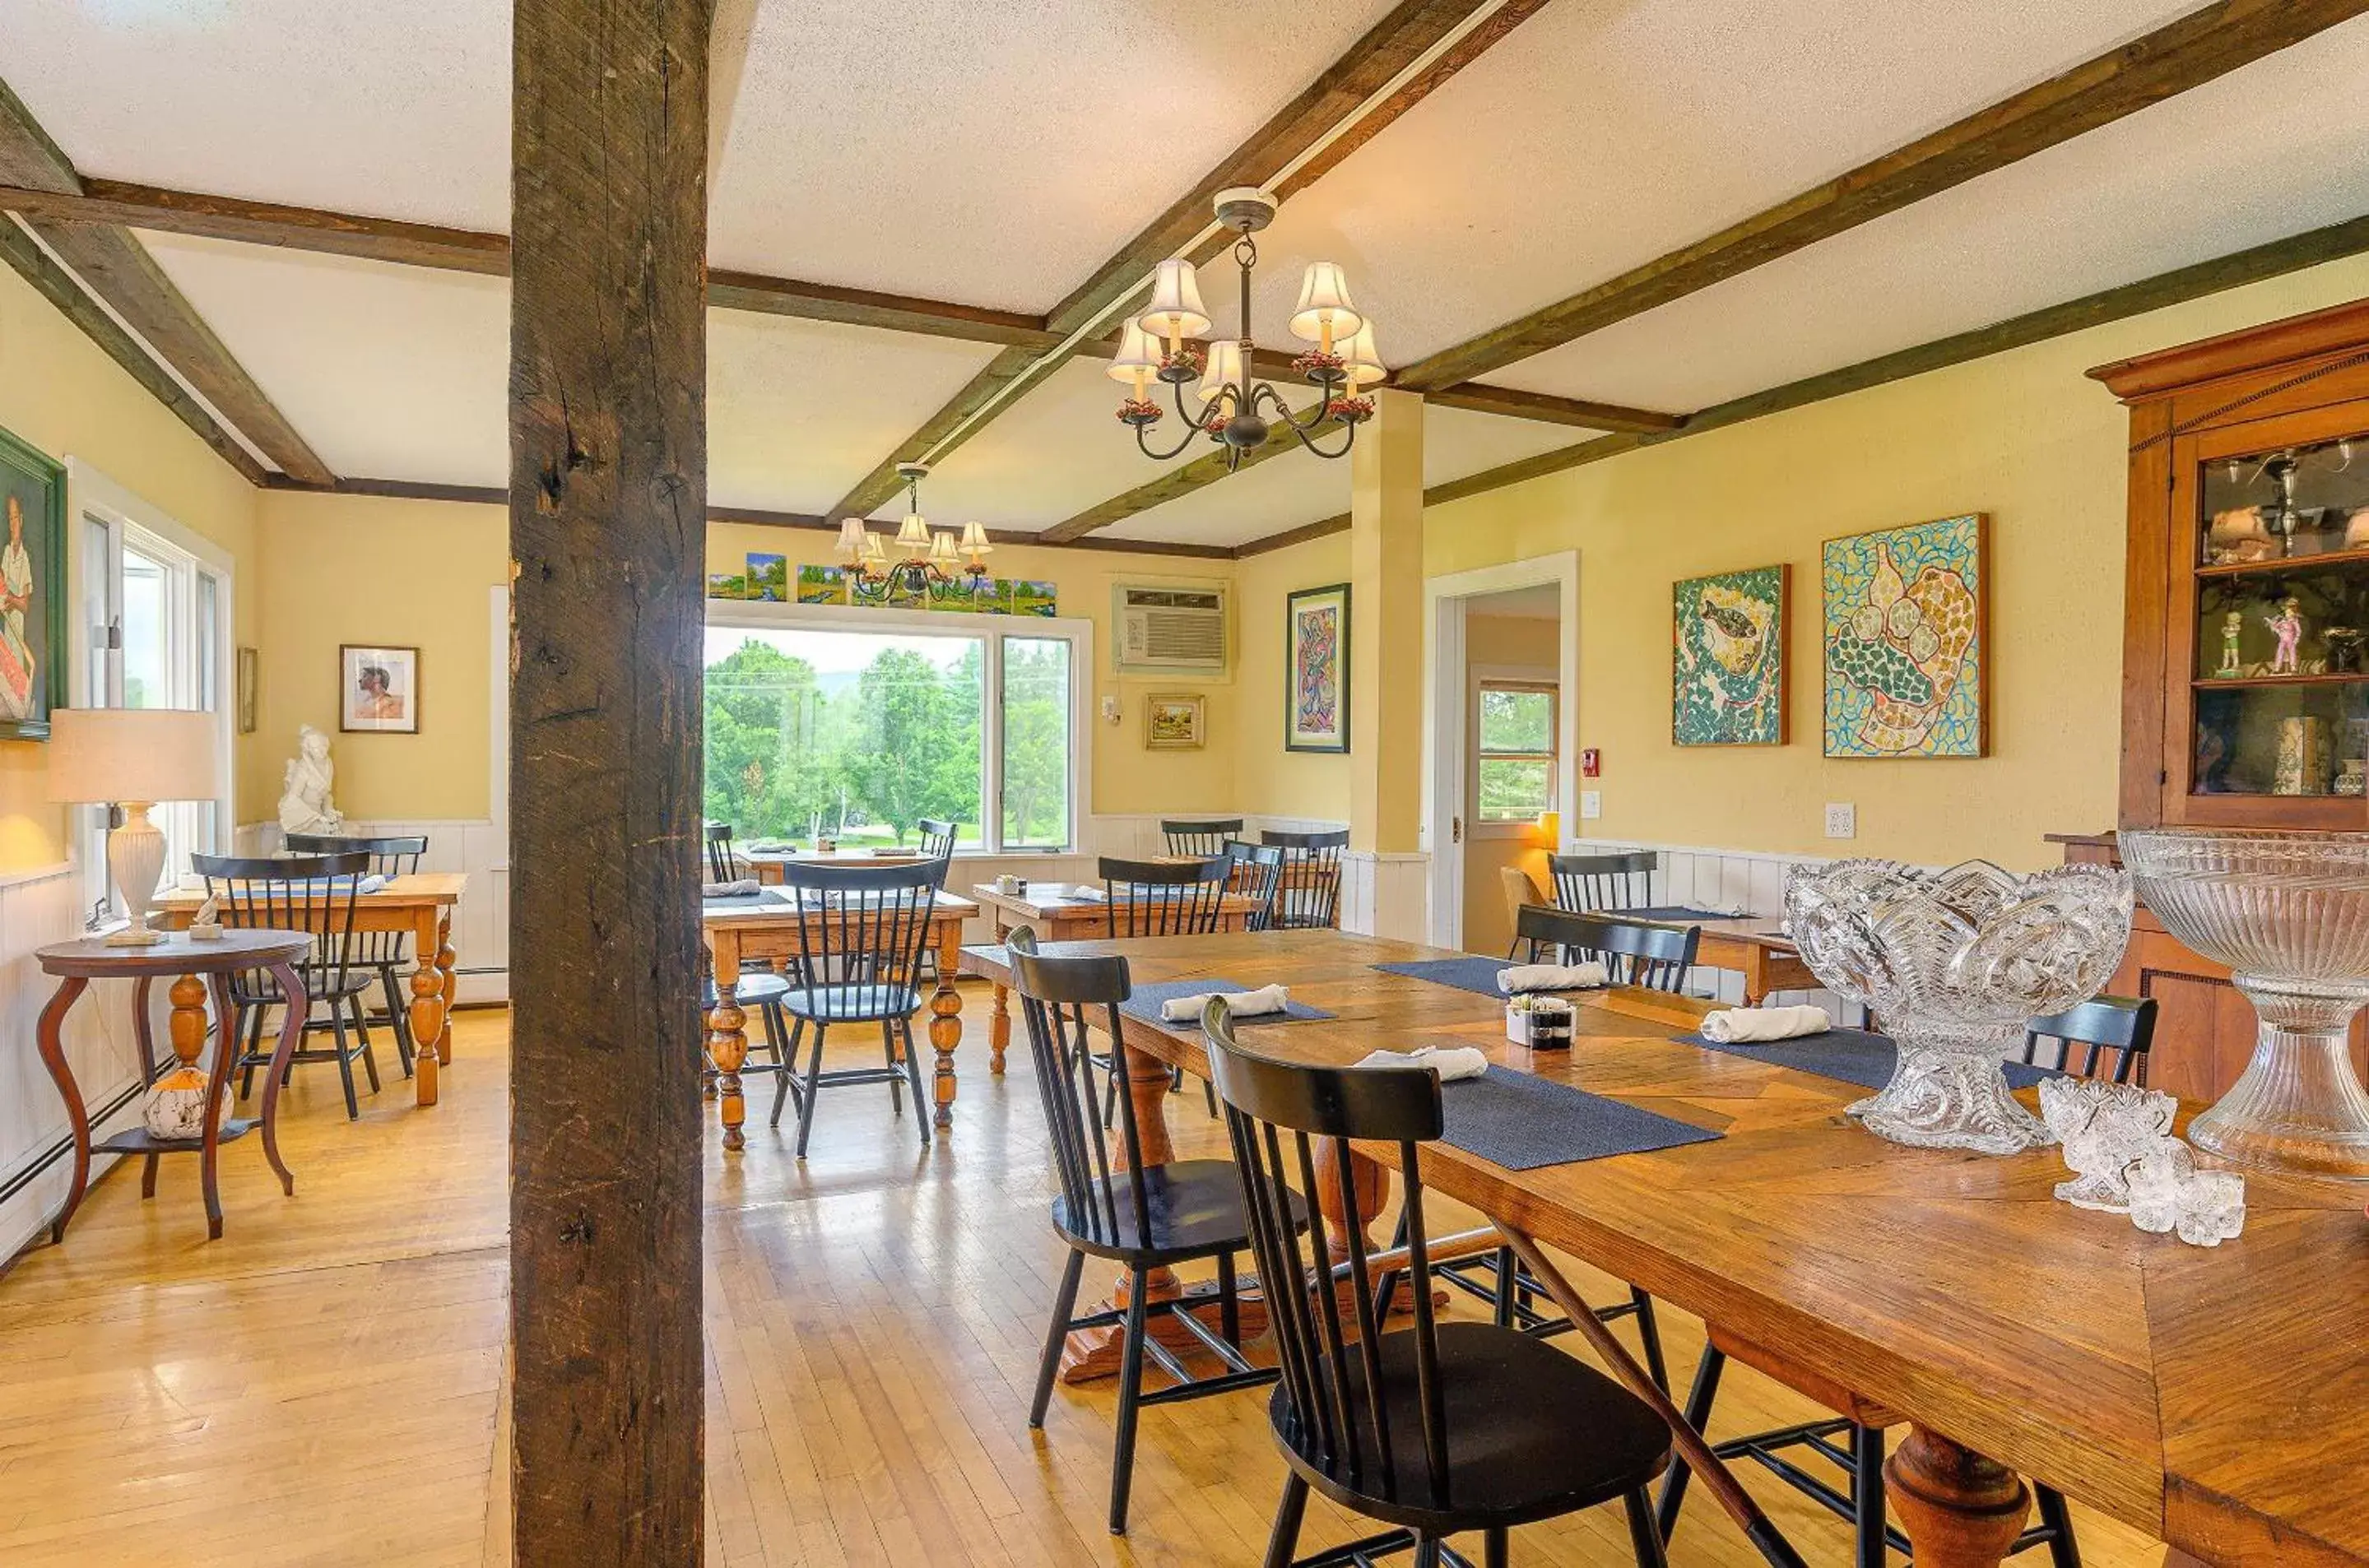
[1440,1067,1721,1170]
[701,888,793,917]
[1373,956,1533,999]
[1673,1026,2062,1092]
[1117,978,1335,1028]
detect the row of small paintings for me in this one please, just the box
[706,556,1056,615]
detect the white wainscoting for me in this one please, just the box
[1560,836,1864,1020]
[0,861,151,1260]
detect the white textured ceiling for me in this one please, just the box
[708,0,1399,309]
[1100,403,1587,549]
[1482,17,2369,412]
[0,2,509,232]
[1224,0,2198,369]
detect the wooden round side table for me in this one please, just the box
[35,928,312,1242]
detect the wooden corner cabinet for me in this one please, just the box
[2067,299,2369,1100]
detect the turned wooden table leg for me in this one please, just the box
[432,913,457,1065]
[928,918,963,1129]
[1886,1426,2031,1568]
[708,933,748,1153]
[988,916,1014,1074]
[408,909,445,1107]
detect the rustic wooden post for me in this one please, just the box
[509,1,710,1562]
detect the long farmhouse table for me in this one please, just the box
[966,927,2369,1568]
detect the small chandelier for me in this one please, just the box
[1112,188,1385,471]
[835,462,992,593]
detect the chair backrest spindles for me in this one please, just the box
[285,833,428,967]
[1261,828,1349,930]
[1546,850,1656,914]
[1006,928,1151,1251]
[195,851,374,996]
[1512,905,1698,994]
[1099,854,1229,938]
[778,856,947,1014]
[917,818,958,861]
[1222,840,1285,931]
[1162,817,1244,858]
[2022,995,2158,1084]
[704,822,741,883]
[1205,1001,1453,1507]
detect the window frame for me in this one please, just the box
[1469,668,1558,835]
[703,597,1094,856]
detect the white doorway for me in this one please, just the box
[1423,552,1578,951]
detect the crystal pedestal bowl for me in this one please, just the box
[1785,859,2133,1154]
[2118,828,2369,1181]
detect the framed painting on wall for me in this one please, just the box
[341,644,420,734]
[1145,693,1205,750]
[1673,563,1787,746]
[1284,582,1350,754]
[1821,513,1987,758]
[0,424,65,740]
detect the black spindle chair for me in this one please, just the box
[1547,850,1656,913]
[1100,854,1229,938]
[1223,839,1285,932]
[704,821,744,884]
[917,817,958,861]
[197,851,382,1120]
[1262,828,1348,930]
[1653,999,2158,1568]
[1008,929,1280,1536]
[1163,817,1244,857]
[1423,905,1698,1385]
[286,832,427,1077]
[764,857,946,1156]
[1204,1000,1675,1568]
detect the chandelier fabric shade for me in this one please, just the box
[1108,320,1162,397]
[893,512,931,551]
[1289,261,1363,348]
[1341,321,1386,394]
[1141,257,1211,346]
[834,463,990,596]
[1196,340,1247,416]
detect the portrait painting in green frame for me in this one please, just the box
[1672,564,1787,746]
[1821,514,1987,758]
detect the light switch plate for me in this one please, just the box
[1823,802,1856,839]
[1580,790,1603,820]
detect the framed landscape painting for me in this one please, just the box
[1673,564,1787,746]
[0,425,64,740]
[1821,513,1987,758]
[1145,693,1205,750]
[1284,582,1350,754]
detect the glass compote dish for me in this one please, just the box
[2118,828,2369,1180]
[1785,860,2133,1153]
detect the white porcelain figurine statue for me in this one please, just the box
[278,723,346,837]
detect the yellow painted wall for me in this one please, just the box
[253,491,508,821]
[1422,253,2369,872]
[0,262,261,866]
[1233,532,1354,823]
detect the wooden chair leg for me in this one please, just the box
[1628,1288,1671,1393]
[1654,1346,1726,1542]
[1108,1265,1150,1535]
[1484,1526,1509,1568]
[1029,1248,1085,1428]
[1856,1424,1888,1568]
[140,1153,160,1199]
[769,1018,805,1129]
[328,1007,360,1120]
[382,967,416,1075]
[1262,1475,1308,1568]
[2036,1483,2082,1568]
[1217,1250,1240,1348]
[792,1021,827,1158]
[1625,1488,1670,1568]
[882,1019,903,1115]
[898,1017,931,1148]
[352,999,382,1093]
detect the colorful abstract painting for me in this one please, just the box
[1284,582,1350,754]
[1673,564,1787,746]
[1821,514,1986,758]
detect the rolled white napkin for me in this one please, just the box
[703,879,761,898]
[1163,985,1290,1023]
[1496,961,1609,993]
[1353,1045,1490,1083]
[357,874,387,895]
[1699,1004,1832,1043]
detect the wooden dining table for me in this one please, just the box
[152,872,467,1108]
[965,927,2369,1568]
[700,886,978,1148]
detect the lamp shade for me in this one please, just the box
[1342,321,1387,387]
[861,531,887,566]
[958,521,994,558]
[1140,258,1211,341]
[894,513,931,551]
[1196,339,1247,415]
[927,530,959,566]
[1289,261,1363,343]
[834,517,871,559]
[47,707,218,805]
[1107,319,1161,385]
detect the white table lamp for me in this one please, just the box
[47,707,221,946]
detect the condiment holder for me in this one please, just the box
[1505,995,1575,1050]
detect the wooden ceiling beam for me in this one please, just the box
[1423,382,1679,432]
[824,0,1552,522]
[1395,0,2369,393]
[1040,414,1345,543]
[0,78,335,485]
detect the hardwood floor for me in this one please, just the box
[0,988,2170,1566]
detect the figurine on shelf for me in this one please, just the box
[2218,610,2245,676]
[2265,596,2306,675]
[2326,625,2365,674]
[276,724,346,837]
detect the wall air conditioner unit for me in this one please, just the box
[1113,582,1229,675]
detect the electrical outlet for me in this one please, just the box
[1823,802,1856,840]
[1580,790,1603,820]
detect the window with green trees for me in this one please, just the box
[702,619,1078,852]
[1475,680,1557,823]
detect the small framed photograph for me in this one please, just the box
[1145,692,1205,750]
[236,646,258,734]
[341,644,420,734]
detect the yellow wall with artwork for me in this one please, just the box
[0,262,262,869]
[1233,532,1355,824]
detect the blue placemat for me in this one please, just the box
[1674,1026,2061,1092]
[1119,978,1335,1028]
[1438,1067,1721,1170]
[1373,956,1518,998]
[702,887,793,917]
[1623,904,1736,922]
